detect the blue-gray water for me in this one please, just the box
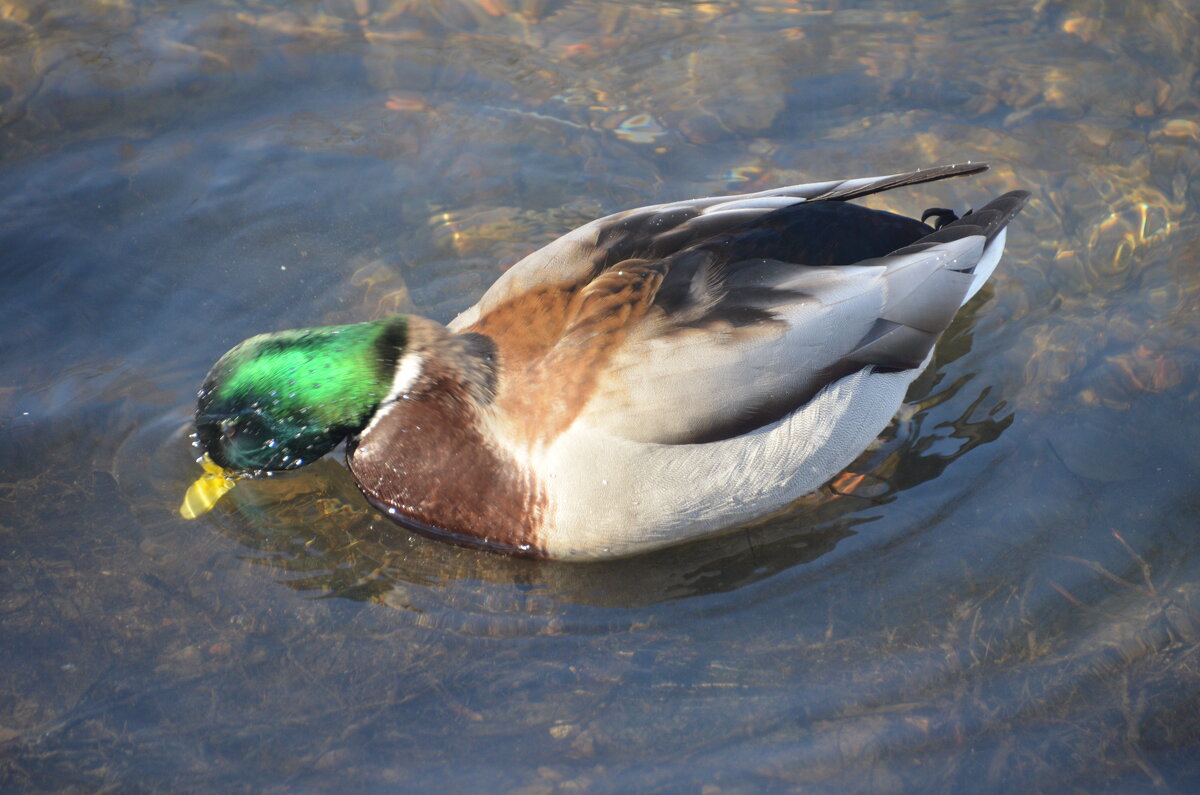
[2,1,1199,791]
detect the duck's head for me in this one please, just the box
[194,317,409,474]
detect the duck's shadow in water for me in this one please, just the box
[212,458,867,609]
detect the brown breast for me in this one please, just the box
[346,374,549,556]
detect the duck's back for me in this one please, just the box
[454,167,1026,447]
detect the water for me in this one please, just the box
[2,0,1199,791]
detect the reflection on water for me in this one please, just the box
[2,0,1200,791]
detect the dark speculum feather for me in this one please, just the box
[694,201,935,267]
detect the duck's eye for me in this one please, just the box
[198,411,280,472]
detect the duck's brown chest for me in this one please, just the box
[346,390,548,556]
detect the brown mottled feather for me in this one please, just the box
[469,261,666,443]
[466,283,578,367]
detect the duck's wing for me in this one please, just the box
[448,163,989,332]
[575,189,1029,444]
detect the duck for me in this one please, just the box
[181,162,1028,560]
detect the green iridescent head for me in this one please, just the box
[195,317,408,473]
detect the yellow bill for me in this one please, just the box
[180,454,240,519]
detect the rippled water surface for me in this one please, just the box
[3,0,1199,791]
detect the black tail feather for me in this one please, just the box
[818,162,990,202]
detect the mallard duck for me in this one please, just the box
[182,163,1028,560]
